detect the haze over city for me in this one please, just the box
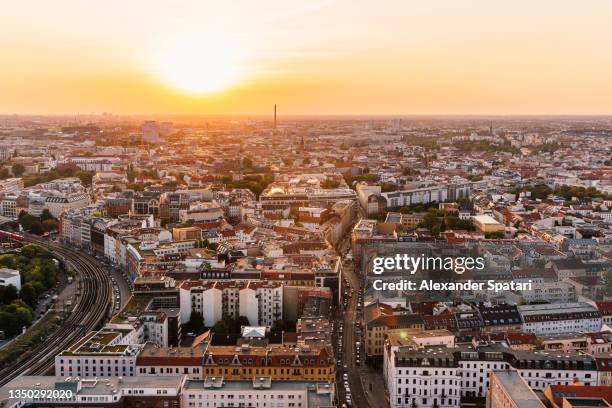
[2,0,612,115]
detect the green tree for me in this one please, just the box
[19,283,38,307]
[0,311,19,336]
[14,305,33,328]
[186,311,205,334]
[212,319,230,334]
[42,219,58,232]
[40,209,54,222]
[0,284,18,305]
[11,163,25,177]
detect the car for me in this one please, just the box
[343,373,348,380]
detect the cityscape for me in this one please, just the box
[1,1,612,408]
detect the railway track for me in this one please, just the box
[0,237,112,386]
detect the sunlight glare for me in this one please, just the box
[155,33,244,95]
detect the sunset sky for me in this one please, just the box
[2,0,612,115]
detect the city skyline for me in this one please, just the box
[2,0,612,115]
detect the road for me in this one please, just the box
[91,252,132,313]
[0,236,113,386]
[341,259,388,408]
[336,203,389,408]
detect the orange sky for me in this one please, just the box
[2,0,612,115]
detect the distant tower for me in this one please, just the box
[490,121,493,136]
[274,104,277,130]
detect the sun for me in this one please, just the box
[154,33,244,95]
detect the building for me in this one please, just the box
[142,120,161,143]
[202,343,335,382]
[383,343,599,408]
[521,281,577,304]
[381,182,473,208]
[0,146,12,161]
[0,268,20,291]
[179,202,224,223]
[385,329,455,351]
[518,302,602,335]
[365,302,425,361]
[594,354,612,386]
[476,303,523,333]
[179,280,284,328]
[595,301,612,327]
[68,156,118,172]
[0,178,24,195]
[173,226,202,241]
[487,370,545,408]
[473,215,505,234]
[55,329,143,378]
[0,375,184,408]
[136,342,206,380]
[181,377,335,408]
[384,346,461,408]
[356,182,383,215]
[543,384,612,408]
[0,194,18,219]
[45,192,90,218]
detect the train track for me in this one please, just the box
[0,237,112,386]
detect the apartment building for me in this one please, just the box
[202,343,335,382]
[518,303,602,335]
[381,182,473,208]
[0,375,184,408]
[178,280,283,328]
[486,370,545,408]
[55,329,143,378]
[181,377,335,408]
[384,343,599,408]
[136,342,206,380]
[0,178,24,195]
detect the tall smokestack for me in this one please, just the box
[274,104,277,129]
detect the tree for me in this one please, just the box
[28,221,44,235]
[19,283,38,307]
[0,284,18,305]
[0,311,19,336]
[212,319,230,334]
[14,305,33,328]
[186,311,205,334]
[242,156,253,168]
[271,320,296,333]
[381,183,397,193]
[42,219,57,232]
[40,209,54,222]
[11,163,25,177]
[321,179,340,189]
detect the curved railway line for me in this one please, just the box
[0,236,112,386]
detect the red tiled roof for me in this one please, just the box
[547,385,612,405]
